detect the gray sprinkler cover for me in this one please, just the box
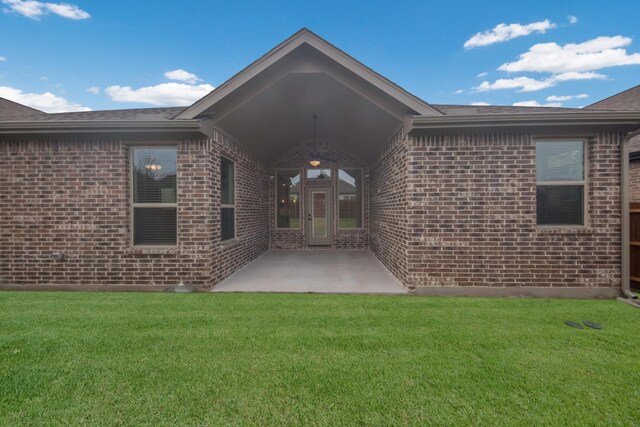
[583,321,603,329]
[564,321,584,329]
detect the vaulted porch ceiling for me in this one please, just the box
[214,71,403,164]
[182,30,441,164]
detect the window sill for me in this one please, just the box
[220,238,239,248]
[535,226,593,235]
[126,245,179,254]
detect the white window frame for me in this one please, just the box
[130,145,178,247]
[535,139,588,227]
[337,168,365,230]
[220,156,236,242]
[275,168,301,230]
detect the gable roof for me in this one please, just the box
[586,85,640,111]
[0,97,44,119]
[0,106,187,122]
[176,28,442,119]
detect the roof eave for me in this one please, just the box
[410,111,640,131]
[0,120,203,134]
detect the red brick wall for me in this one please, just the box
[0,131,268,290]
[404,132,622,289]
[629,135,640,203]
[269,141,369,250]
[369,129,409,284]
[211,130,269,283]
[630,161,640,203]
[0,129,625,292]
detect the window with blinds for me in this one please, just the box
[131,147,177,245]
[536,140,585,226]
[276,170,301,229]
[338,169,363,229]
[221,157,235,241]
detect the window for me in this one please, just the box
[131,147,177,245]
[338,169,363,228]
[276,170,301,229]
[307,169,331,180]
[536,140,585,226]
[221,157,235,241]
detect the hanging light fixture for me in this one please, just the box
[309,114,321,167]
[144,156,162,171]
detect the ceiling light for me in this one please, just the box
[144,163,162,171]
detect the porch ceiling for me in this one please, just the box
[216,73,401,164]
[199,44,412,164]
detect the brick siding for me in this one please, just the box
[212,130,270,283]
[0,128,625,292]
[0,130,268,290]
[403,132,622,289]
[629,135,640,203]
[369,129,409,284]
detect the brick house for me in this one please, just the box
[586,85,640,202]
[1,29,640,297]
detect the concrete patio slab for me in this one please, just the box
[212,250,408,294]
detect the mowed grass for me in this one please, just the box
[1,292,639,425]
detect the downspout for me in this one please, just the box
[621,128,640,300]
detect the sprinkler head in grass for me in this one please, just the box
[583,321,603,329]
[564,321,584,329]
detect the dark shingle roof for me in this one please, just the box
[0,98,634,125]
[0,97,44,119]
[585,85,640,111]
[0,106,188,122]
[433,104,585,115]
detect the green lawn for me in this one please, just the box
[1,292,639,425]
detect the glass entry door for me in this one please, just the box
[306,186,332,246]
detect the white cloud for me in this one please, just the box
[164,69,201,84]
[499,36,640,74]
[471,102,490,106]
[86,86,100,94]
[0,86,91,112]
[513,100,563,107]
[476,76,555,92]
[455,89,464,94]
[44,1,88,19]
[552,71,606,81]
[476,71,605,93]
[546,94,589,102]
[2,0,89,20]
[476,72,488,78]
[568,16,578,24]
[464,19,556,49]
[0,56,6,62]
[105,82,214,106]
[39,75,48,81]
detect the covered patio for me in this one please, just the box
[178,30,434,293]
[212,250,408,294]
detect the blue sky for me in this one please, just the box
[1,0,639,112]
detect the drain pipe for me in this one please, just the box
[621,128,640,300]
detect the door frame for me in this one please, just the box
[306,185,333,246]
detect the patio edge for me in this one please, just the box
[411,286,622,299]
